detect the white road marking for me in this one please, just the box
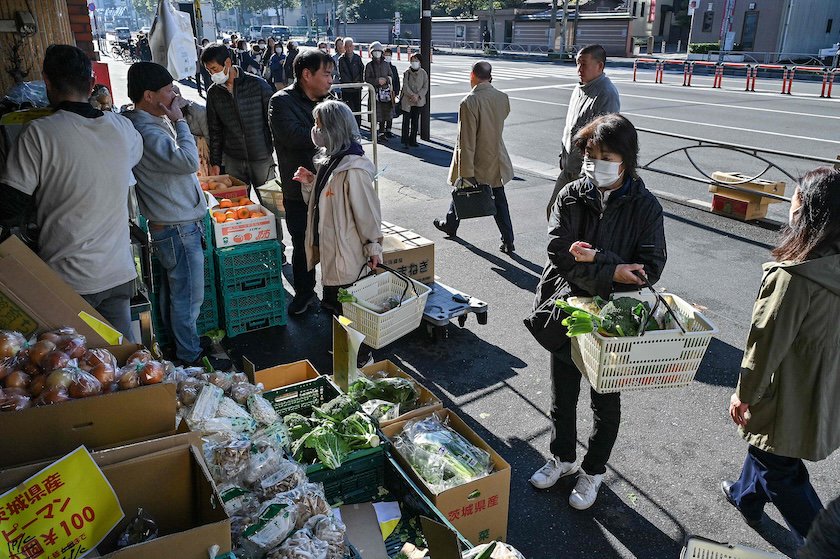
[507,95,840,145]
[619,93,840,119]
[621,78,840,103]
[432,83,576,99]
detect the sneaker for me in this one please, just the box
[569,472,603,510]
[529,457,578,489]
[288,293,318,315]
[720,480,765,528]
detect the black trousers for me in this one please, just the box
[730,445,823,538]
[401,106,420,144]
[549,343,621,475]
[283,199,316,299]
[343,91,362,127]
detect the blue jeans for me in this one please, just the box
[730,445,824,539]
[445,185,515,244]
[150,220,204,362]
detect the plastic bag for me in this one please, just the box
[219,484,261,518]
[267,528,328,559]
[252,422,292,455]
[257,459,306,500]
[247,393,279,426]
[395,414,492,494]
[277,483,331,529]
[213,438,252,481]
[241,497,298,554]
[149,0,198,80]
[203,416,258,435]
[304,515,346,559]
[230,382,262,405]
[463,542,526,559]
[361,399,400,422]
[4,82,48,108]
[116,508,158,548]
[186,383,224,428]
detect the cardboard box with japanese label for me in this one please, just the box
[209,203,278,247]
[381,221,435,284]
[359,359,443,427]
[382,408,511,546]
[0,433,231,558]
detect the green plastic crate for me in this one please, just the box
[221,285,286,337]
[260,376,386,505]
[214,240,283,293]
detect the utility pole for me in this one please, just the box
[420,0,431,139]
[559,0,568,57]
[549,0,557,52]
[718,0,736,64]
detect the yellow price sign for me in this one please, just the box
[0,447,124,559]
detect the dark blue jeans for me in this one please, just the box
[445,184,514,244]
[150,220,204,362]
[730,444,824,538]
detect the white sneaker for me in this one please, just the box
[529,457,579,489]
[569,472,603,510]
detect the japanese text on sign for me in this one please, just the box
[446,494,499,522]
[0,447,124,559]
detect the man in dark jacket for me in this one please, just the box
[268,50,334,315]
[338,37,364,126]
[201,45,276,190]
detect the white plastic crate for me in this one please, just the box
[681,536,786,558]
[567,293,718,393]
[342,271,431,349]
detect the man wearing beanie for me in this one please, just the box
[123,62,228,369]
[0,45,143,340]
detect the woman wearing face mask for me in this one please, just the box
[529,113,667,511]
[237,40,260,75]
[293,100,382,366]
[721,167,840,543]
[364,41,393,141]
[268,41,286,90]
[400,53,428,148]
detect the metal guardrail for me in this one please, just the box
[707,50,834,67]
[637,128,839,202]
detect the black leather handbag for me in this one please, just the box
[451,178,496,220]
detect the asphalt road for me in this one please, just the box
[102,52,840,557]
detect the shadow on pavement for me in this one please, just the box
[449,237,541,292]
[663,211,775,251]
[694,338,743,387]
[430,111,458,124]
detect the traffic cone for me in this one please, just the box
[397,45,401,61]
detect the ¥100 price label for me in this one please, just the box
[0,447,124,559]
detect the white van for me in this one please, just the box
[261,25,290,40]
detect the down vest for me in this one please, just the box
[205,66,274,167]
[535,175,667,310]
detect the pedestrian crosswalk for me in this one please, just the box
[427,66,579,86]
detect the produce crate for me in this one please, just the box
[681,536,785,558]
[567,293,718,394]
[341,271,431,349]
[262,376,386,505]
[196,286,220,335]
[214,240,283,293]
[221,285,286,338]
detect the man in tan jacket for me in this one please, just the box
[433,61,516,253]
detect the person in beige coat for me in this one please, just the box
[722,167,840,542]
[400,53,428,148]
[294,100,383,318]
[433,61,516,254]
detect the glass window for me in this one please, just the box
[702,11,714,33]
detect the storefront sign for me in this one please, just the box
[0,447,124,559]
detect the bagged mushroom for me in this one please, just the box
[267,528,328,559]
[304,515,346,559]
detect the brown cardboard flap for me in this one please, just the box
[340,503,389,559]
[244,358,321,389]
[421,517,463,559]
[0,236,111,343]
[360,360,443,426]
[0,383,177,468]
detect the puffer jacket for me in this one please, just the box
[268,83,319,202]
[535,175,667,310]
[301,153,382,286]
[205,66,274,167]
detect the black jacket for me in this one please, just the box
[536,175,667,306]
[284,49,298,82]
[339,53,364,85]
[206,66,274,167]
[268,83,319,201]
[390,63,401,97]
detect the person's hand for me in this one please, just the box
[378,77,387,86]
[293,166,315,184]
[368,254,381,270]
[613,264,646,285]
[174,93,190,110]
[569,241,597,263]
[160,96,184,121]
[209,165,221,176]
[729,393,750,426]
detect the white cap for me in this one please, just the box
[369,41,384,52]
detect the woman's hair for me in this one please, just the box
[312,100,361,158]
[773,167,840,262]
[410,53,421,62]
[572,113,639,178]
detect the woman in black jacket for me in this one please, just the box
[529,114,667,510]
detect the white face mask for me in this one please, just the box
[410,61,420,70]
[372,51,382,59]
[210,68,228,85]
[311,126,326,148]
[385,56,391,63]
[320,47,329,53]
[583,156,622,188]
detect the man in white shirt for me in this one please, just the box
[0,45,143,340]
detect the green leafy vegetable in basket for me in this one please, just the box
[312,394,362,423]
[348,375,420,407]
[284,412,314,441]
[339,411,381,450]
[337,288,387,313]
[297,423,351,470]
[557,297,661,338]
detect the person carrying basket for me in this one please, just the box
[722,167,840,543]
[527,114,667,510]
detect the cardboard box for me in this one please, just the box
[381,221,435,284]
[711,193,769,221]
[0,236,111,343]
[244,358,324,415]
[360,359,443,427]
[708,171,786,205]
[209,204,277,247]
[382,409,511,546]
[0,435,231,558]
[199,174,249,201]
